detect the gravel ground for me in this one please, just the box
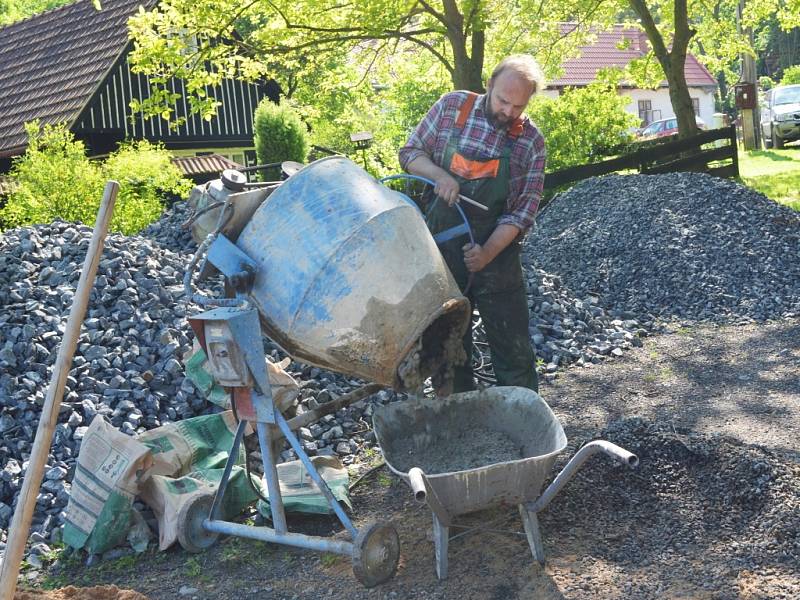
[23,319,800,600]
[3,171,800,597]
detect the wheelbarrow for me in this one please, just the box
[372,387,639,579]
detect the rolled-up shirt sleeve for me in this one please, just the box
[398,95,448,171]
[498,127,546,234]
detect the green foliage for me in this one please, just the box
[0,122,191,234]
[102,140,193,233]
[253,99,309,177]
[0,0,69,25]
[759,75,775,90]
[780,65,800,85]
[528,83,639,171]
[0,122,104,230]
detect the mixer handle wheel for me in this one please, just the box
[176,492,220,553]
[351,521,400,587]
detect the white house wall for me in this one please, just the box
[541,87,717,126]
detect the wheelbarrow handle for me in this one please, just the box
[407,467,452,525]
[527,440,639,514]
[408,467,428,503]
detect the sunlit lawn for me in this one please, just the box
[738,144,800,211]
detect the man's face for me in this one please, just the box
[486,70,535,129]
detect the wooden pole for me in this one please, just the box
[0,182,119,600]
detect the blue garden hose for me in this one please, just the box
[379,173,475,295]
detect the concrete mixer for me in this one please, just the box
[176,157,473,587]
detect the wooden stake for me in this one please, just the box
[0,182,119,600]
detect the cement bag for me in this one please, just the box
[140,467,259,550]
[63,416,153,554]
[257,456,351,517]
[136,411,244,478]
[184,345,300,413]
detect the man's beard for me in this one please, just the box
[485,88,513,130]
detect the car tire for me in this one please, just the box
[763,128,773,149]
[773,128,785,149]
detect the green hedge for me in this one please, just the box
[0,122,191,234]
[253,99,309,179]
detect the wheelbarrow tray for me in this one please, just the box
[373,386,568,521]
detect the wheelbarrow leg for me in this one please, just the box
[432,513,449,580]
[519,504,545,565]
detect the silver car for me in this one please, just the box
[761,84,800,149]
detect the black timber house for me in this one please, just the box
[0,0,279,173]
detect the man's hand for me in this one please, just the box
[462,242,492,272]
[434,173,460,206]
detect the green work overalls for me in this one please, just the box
[425,95,539,393]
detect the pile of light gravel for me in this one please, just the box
[526,172,800,323]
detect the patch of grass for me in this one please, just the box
[738,148,800,210]
[648,350,659,360]
[319,553,342,567]
[676,326,693,336]
[184,556,203,579]
[376,472,392,487]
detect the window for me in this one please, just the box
[638,99,652,123]
[692,98,700,115]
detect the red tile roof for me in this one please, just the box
[549,24,717,89]
[171,154,242,177]
[0,0,158,156]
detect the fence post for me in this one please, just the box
[729,125,740,178]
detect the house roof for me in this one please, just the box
[171,154,242,177]
[0,0,157,157]
[549,24,717,89]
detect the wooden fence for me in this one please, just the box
[543,125,739,192]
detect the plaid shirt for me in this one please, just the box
[399,91,546,233]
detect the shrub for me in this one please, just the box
[102,140,192,233]
[0,122,104,230]
[779,65,800,86]
[253,99,309,179]
[0,122,191,234]
[527,83,640,171]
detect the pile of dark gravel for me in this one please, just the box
[0,221,213,548]
[527,172,800,323]
[550,419,800,580]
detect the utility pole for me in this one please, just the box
[737,0,760,150]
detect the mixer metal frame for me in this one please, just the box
[178,233,400,588]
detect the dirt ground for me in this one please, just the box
[20,320,800,600]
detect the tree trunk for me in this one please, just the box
[630,0,698,138]
[441,0,485,92]
[451,52,485,92]
[666,54,699,138]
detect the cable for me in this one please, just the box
[379,173,475,295]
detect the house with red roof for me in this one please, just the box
[543,25,718,128]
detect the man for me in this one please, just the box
[398,54,546,393]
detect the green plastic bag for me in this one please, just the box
[257,455,351,517]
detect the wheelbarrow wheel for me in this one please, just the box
[177,493,219,553]
[352,521,400,587]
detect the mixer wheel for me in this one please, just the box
[177,493,219,553]
[352,521,400,587]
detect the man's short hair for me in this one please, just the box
[489,55,546,96]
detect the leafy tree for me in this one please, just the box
[528,83,639,170]
[128,0,800,141]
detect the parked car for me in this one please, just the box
[760,84,800,149]
[637,116,706,139]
